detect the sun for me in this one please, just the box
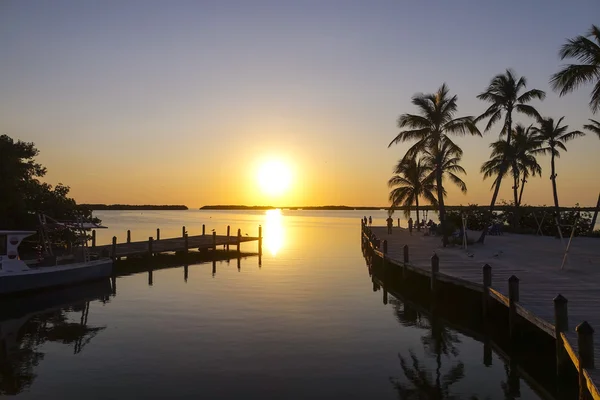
[257,160,292,196]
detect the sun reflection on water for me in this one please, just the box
[265,209,284,256]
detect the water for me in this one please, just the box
[1,210,556,398]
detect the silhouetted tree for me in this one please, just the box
[531,117,585,214]
[550,25,600,113]
[475,70,545,242]
[584,119,600,139]
[388,158,437,230]
[388,84,480,246]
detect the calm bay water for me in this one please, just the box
[1,210,552,399]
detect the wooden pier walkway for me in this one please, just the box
[90,226,261,259]
[364,224,600,399]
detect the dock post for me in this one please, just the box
[576,321,595,399]
[258,225,262,255]
[111,236,117,262]
[212,231,217,256]
[182,226,186,237]
[148,237,153,257]
[184,233,189,255]
[202,224,205,236]
[397,218,400,228]
[402,245,409,278]
[508,275,520,340]
[554,294,569,376]
[237,229,241,253]
[482,264,492,318]
[92,230,96,248]
[430,254,439,293]
[127,230,131,243]
[156,228,160,241]
[226,226,230,250]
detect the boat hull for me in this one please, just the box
[0,259,113,295]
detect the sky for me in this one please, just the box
[1,0,599,208]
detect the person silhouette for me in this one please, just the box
[386,216,393,234]
[408,217,413,235]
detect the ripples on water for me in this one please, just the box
[0,210,554,399]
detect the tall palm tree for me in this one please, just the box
[388,84,480,245]
[475,70,545,241]
[388,158,438,231]
[480,125,542,228]
[512,126,543,206]
[584,119,600,139]
[550,25,600,113]
[531,117,585,214]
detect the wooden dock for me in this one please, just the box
[90,225,261,259]
[363,223,600,399]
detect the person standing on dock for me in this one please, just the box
[408,217,413,235]
[368,216,372,226]
[386,216,393,234]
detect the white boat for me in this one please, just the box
[0,230,113,296]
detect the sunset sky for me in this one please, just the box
[1,0,599,208]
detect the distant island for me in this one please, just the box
[82,204,188,210]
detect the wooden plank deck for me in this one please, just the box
[369,226,600,398]
[91,234,260,258]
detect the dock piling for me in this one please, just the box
[92,230,96,248]
[237,229,241,253]
[111,236,117,261]
[482,264,491,318]
[184,233,189,254]
[212,231,217,255]
[156,228,160,241]
[148,237,153,257]
[554,294,569,376]
[182,226,186,237]
[226,226,230,250]
[202,224,205,235]
[576,321,595,399]
[577,321,595,369]
[508,275,520,339]
[258,225,262,255]
[127,230,131,243]
[431,254,439,293]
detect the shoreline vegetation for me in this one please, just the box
[82,204,188,210]
[199,204,600,212]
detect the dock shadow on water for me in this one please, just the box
[366,248,581,399]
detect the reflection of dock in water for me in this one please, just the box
[367,258,578,400]
[0,280,113,396]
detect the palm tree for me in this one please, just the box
[512,126,543,206]
[475,70,545,241]
[531,117,585,214]
[584,119,600,139]
[388,158,438,231]
[481,125,542,228]
[550,25,600,113]
[388,84,480,245]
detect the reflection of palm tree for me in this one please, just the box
[391,350,466,399]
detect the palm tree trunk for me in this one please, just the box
[589,192,600,234]
[551,151,560,215]
[512,168,520,230]
[436,167,448,247]
[477,173,503,243]
[416,196,420,231]
[518,176,526,206]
